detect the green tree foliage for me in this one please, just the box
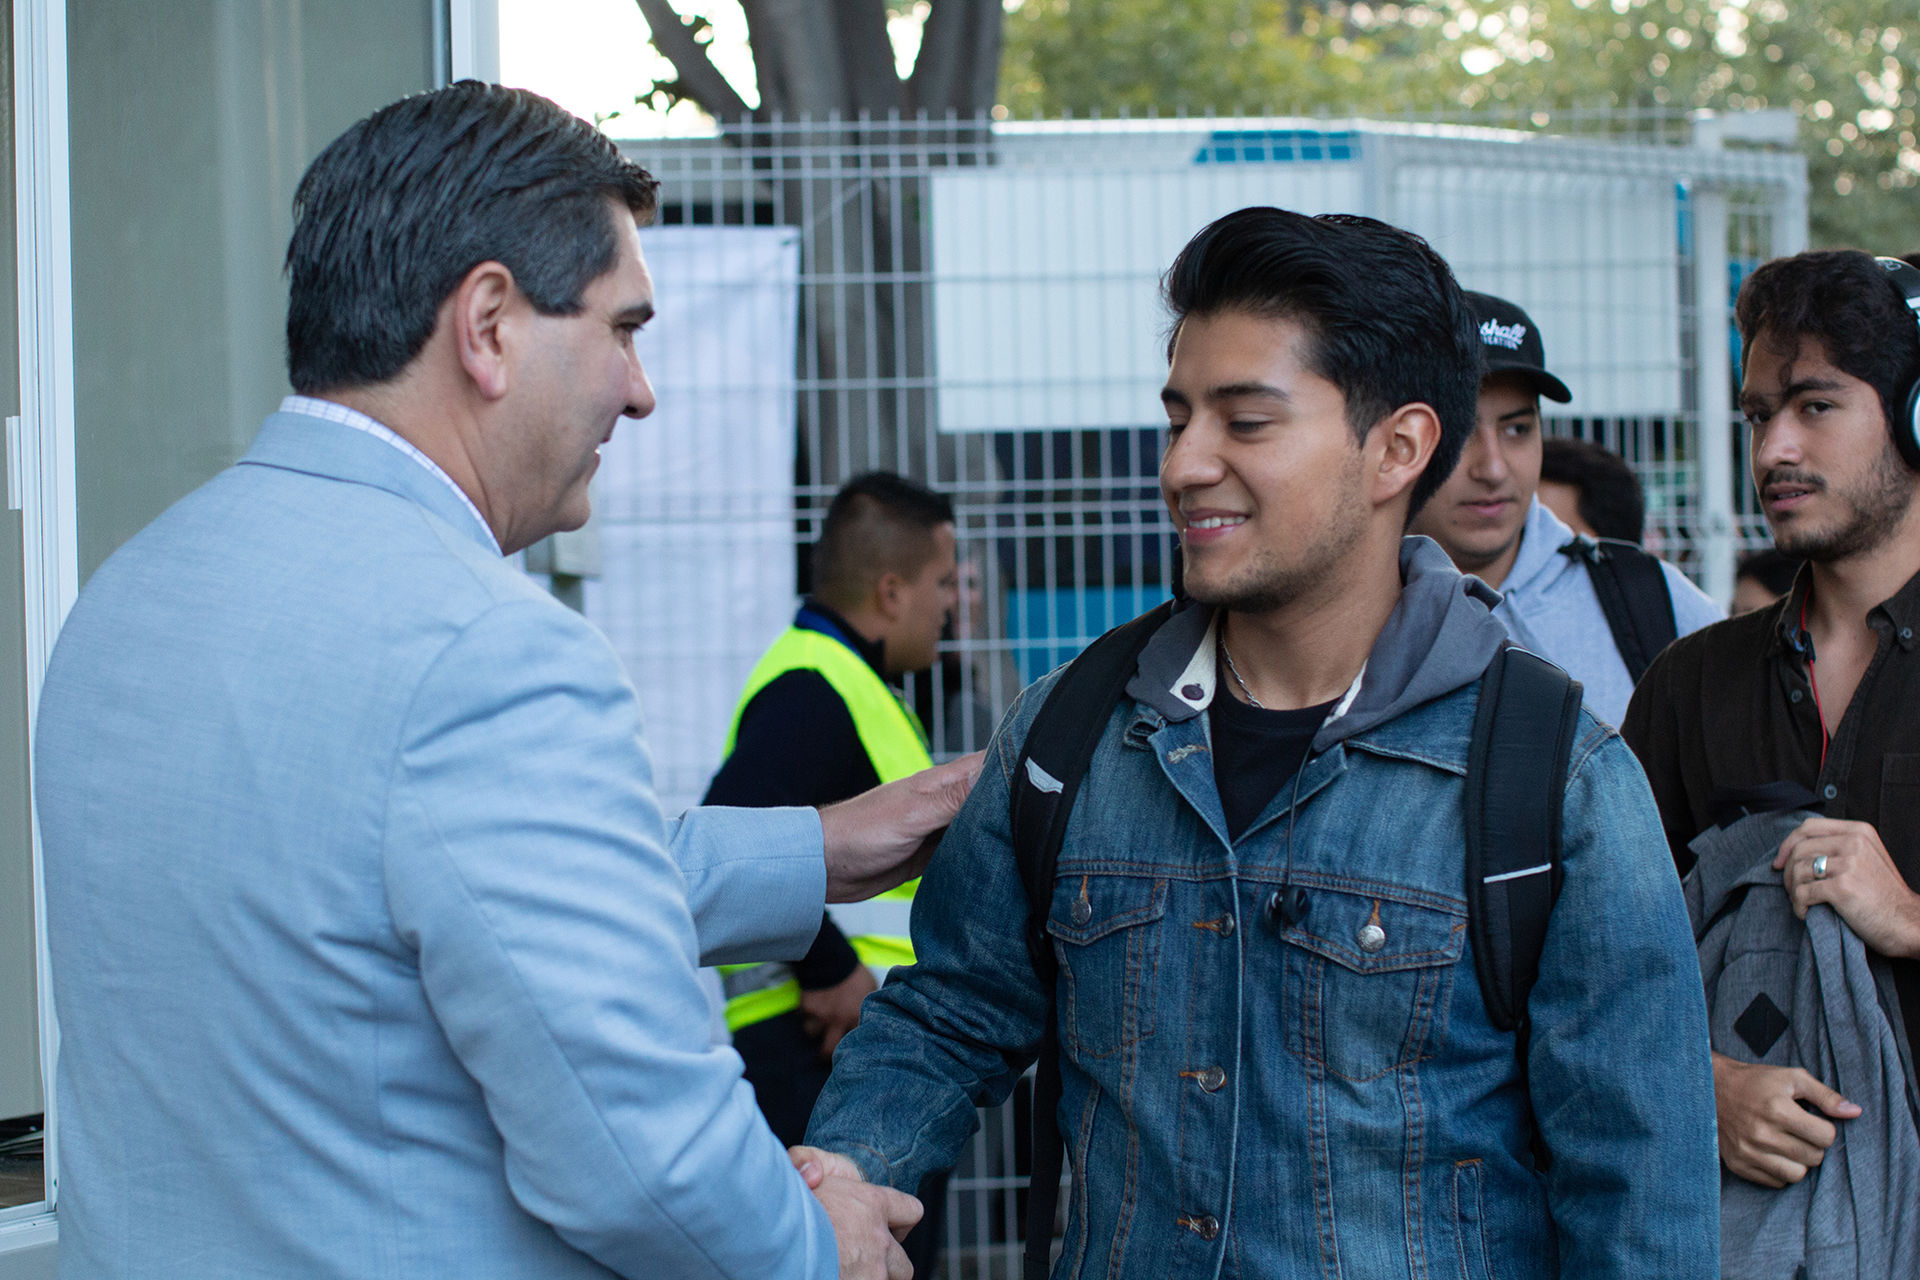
[1001,0,1918,250]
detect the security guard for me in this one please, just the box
[705,471,958,1144]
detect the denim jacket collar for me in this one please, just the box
[1122,537,1508,752]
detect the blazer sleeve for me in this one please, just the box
[381,599,836,1279]
[665,803,829,966]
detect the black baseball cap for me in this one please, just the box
[1462,291,1572,404]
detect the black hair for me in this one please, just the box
[1736,547,1802,598]
[1540,438,1646,543]
[286,81,660,393]
[1160,207,1481,515]
[812,472,956,612]
[1733,249,1920,433]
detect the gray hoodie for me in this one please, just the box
[1123,534,1513,747]
[1687,809,1920,1280]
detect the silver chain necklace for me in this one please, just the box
[1219,633,1265,709]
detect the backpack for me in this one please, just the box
[1008,604,1583,1279]
[1559,536,1679,683]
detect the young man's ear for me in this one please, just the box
[1370,402,1443,508]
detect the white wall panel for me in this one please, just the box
[584,224,802,817]
[1391,163,1682,416]
[930,155,1366,432]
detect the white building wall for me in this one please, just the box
[584,224,804,817]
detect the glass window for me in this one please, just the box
[68,0,437,578]
[0,0,439,1227]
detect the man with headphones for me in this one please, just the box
[1623,252,1920,1224]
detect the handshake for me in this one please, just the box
[765,754,979,1279]
[789,1145,924,1280]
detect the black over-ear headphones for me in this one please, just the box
[1873,256,1920,469]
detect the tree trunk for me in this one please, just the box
[633,0,1002,489]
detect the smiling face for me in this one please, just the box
[1407,371,1542,588]
[488,201,657,553]
[1742,331,1916,564]
[1158,311,1378,615]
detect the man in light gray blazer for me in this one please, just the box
[33,83,967,1280]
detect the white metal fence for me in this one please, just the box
[583,110,1808,1277]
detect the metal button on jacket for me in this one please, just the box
[1070,897,1093,926]
[1357,922,1387,953]
[1187,1214,1220,1240]
[1217,914,1235,937]
[1197,1066,1226,1093]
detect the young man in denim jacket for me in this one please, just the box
[802,208,1718,1277]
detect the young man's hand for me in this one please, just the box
[1774,817,1920,958]
[1712,1052,1860,1187]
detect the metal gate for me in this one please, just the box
[585,110,1807,1277]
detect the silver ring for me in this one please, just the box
[1812,854,1829,880]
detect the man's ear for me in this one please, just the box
[873,570,908,623]
[449,261,519,402]
[1370,402,1443,508]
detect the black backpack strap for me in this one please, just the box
[1560,536,1679,682]
[1465,645,1584,1035]
[1009,599,1173,1280]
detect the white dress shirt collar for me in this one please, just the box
[279,395,501,554]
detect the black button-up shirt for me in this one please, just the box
[1622,564,1920,1054]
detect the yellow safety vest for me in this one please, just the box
[717,626,933,1033]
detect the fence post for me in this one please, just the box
[1689,116,1737,607]
[1690,184,1736,606]
[1774,169,1811,259]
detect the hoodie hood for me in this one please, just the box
[1124,536,1510,751]
[1500,496,1581,599]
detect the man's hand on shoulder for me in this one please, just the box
[1774,817,1920,958]
[788,1145,922,1279]
[820,752,984,902]
[1712,1052,1861,1187]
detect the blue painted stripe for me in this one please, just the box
[1194,128,1358,164]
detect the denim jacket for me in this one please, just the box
[809,539,1718,1278]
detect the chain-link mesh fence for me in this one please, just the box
[577,110,1807,1277]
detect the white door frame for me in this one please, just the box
[0,0,74,1251]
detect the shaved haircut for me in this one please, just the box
[812,472,955,612]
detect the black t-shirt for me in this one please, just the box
[1210,691,1338,842]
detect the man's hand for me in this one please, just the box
[1774,817,1920,958]
[1713,1052,1861,1187]
[801,965,879,1061]
[788,1145,922,1279]
[820,752,984,903]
